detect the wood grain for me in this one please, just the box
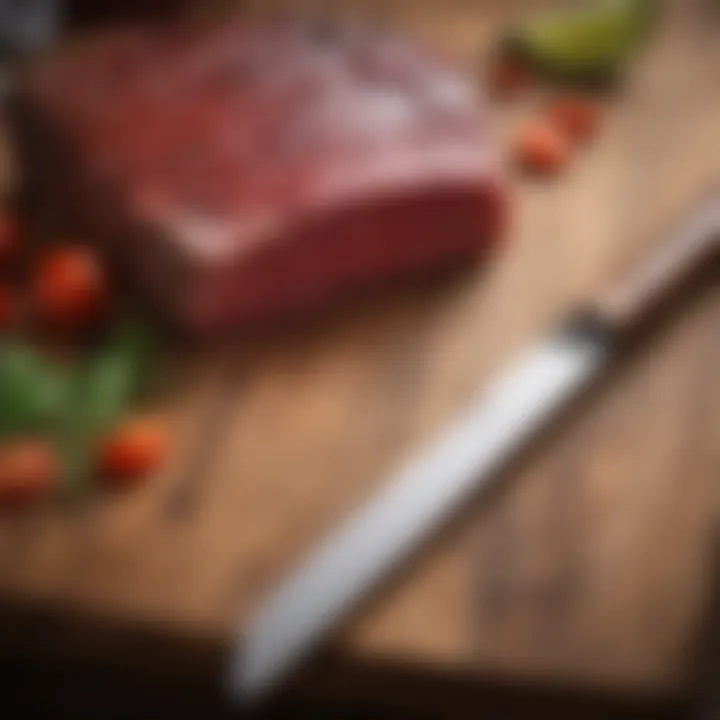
[0,0,719,704]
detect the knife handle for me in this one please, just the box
[592,198,720,337]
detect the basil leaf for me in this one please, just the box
[59,320,155,494]
[0,342,71,439]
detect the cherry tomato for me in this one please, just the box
[0,440,58,507]
[491,56,533,98]
[514,119,570,176]
[549,95,602,143]
[98,416,168,486]
[34,245,108,327]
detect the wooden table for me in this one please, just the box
[0,0,719,709]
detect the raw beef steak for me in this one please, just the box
[11,18,507,334]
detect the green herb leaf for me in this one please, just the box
[59,319,156,495]
[0,342,72,440]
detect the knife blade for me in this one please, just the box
[232,196,720,702]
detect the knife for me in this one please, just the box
[231,195,720,702]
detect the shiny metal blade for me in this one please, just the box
[231,323,608,701]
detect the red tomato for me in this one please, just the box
[34,245,108,327]
[98,416,168,486]
[491,56,533,98]
[0,209,19,267]
[0,285,15,329]
[0,440,59,507]
[549,96,602,143]
[514,120,570,176]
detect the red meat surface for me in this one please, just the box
[12,19,507,334]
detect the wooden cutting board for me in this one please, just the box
[0,0,719,706]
